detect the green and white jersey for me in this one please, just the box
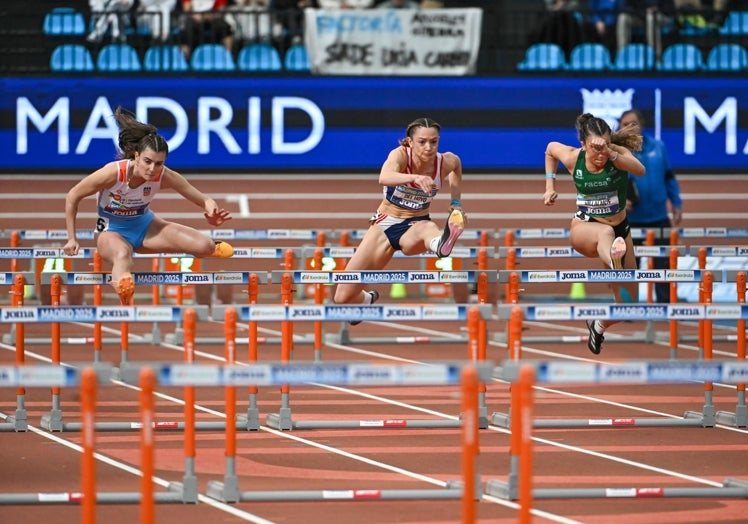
[572,150,628,217]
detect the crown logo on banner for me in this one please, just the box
[580,88,635,130]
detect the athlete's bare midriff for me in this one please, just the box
[376,199,430,219]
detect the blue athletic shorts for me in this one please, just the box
[370,211,430,251]
[99,211,155,250]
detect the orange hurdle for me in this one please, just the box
[139,366,156,524]
[461,364,479,524]
[517,364,535,524]
[715,271,748,427]
[80,367,97,524]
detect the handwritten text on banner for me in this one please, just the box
[304,8,483,76]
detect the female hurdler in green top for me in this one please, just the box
[543,113,645,355]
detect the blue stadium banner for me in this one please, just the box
[303,8,483,76]
[0,76,746,172]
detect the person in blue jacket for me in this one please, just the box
[620,109,683,303]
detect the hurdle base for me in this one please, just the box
[40,410,63,432]
[232,488,463,502]
[446,477,482,500]
[238,413,261,431]
[494,331,650,345]
[5,412,28,432]
[289,419,463,430]
[491,411,708,429]
[686,405,715,427]
[716,407,748,428]
[266,409,293,430]
[206,477,240,503]
[165,329,184,345]
[484,479,514,500]
[490,411,511,428]
[175,477,199,503]
[532,482,748,499]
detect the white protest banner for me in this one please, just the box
[303,8,483,76]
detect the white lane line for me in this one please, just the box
[0,345,278,524]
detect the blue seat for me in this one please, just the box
[50,44,95,72]
[517,43,566,71]
[237,43,282,71]
[705,43,748,71]
[96,44,142,72]
[567,43,611,71]
[43,7,86,36]
[190,44,236,71]
[613,43,655,71]
[718,11,748,36]
[143,45,189,72]
[284,44,311,72]
[658,43,703,71]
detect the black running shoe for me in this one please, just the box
[586,319,604,355]
[349,290,379,326]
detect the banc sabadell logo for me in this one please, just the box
[581,88,635,130]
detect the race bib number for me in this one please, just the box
[96,216,109,232]
[576,191,620,216]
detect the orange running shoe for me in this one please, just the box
[210,240,234,258]
[116,274,134,305]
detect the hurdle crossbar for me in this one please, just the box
[490,303,748,429]
[209,304,494,430]
[486,360,748,503]
[267,270,496,345]
[106,360,494,507]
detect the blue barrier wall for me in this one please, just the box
[1,76,746,173]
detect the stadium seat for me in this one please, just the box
[612,43,656,71]
[705,43,748,71]
[49,44,95,72]
[658,43,704,71]
[96,44,142,72]
[517,43,566,71]
[143,45,189,72]
[567,43,611,71]
[190,44,236,71]
[237,43,282,71]
[284,44,311,72]
[718,11,748,36]
[43,7,86,36]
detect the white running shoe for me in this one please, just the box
[610,236,626,269]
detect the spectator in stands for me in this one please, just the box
[230,0,283,44]
[376,0,420,8]
[87,0,135,43]
[527,0,585,56]
[317,0,374,7]
[620,109,682,304]
[178,0,235,60]
[136,0,178,42]
[674,0,731,29]
[586,0,622,53]
[543,113,645,354]
[271,0,318,46]
[616,0,675,60]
